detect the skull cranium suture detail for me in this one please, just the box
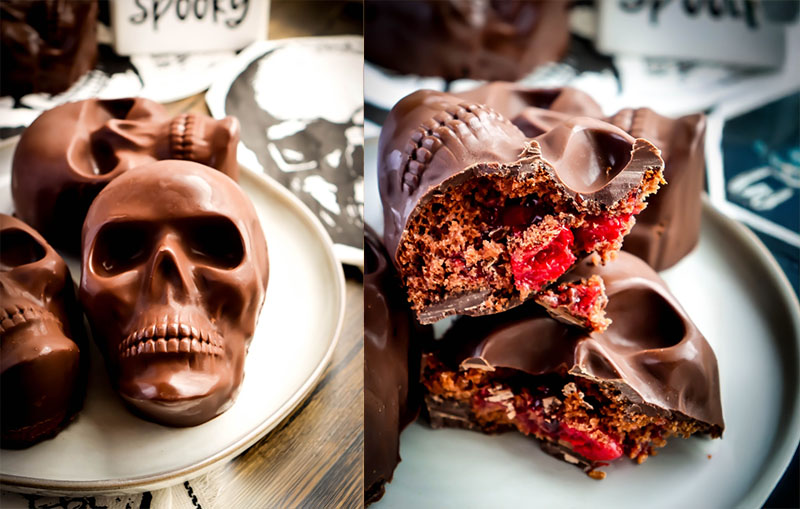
[12,97,240,252]
[80,161,269,427]
[1,214,87,448]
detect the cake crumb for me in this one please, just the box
[588,469,606,480]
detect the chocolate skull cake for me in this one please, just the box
[379,90,664,327]
[12,97,240,252]
[457,83,707,271]
[1,0,98,97]
[1,214,87,448]
[365,0,569,81]
[365,226,428,504]
[422,252,724,478]
[79,160,268,427]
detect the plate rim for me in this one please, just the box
[0,163,347,495]
[701,197,800,508]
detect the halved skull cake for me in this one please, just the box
[79,160,269,426]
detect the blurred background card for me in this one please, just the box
[597,0,796,67]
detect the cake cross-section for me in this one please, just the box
[379,90,665,325]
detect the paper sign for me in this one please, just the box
[110,0,268,56]
[597,0,794,67]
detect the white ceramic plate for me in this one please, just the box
[364,138,800,508]
[0,142,346,495]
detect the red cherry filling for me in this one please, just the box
[550,280,604,315]
[558,424,624,462]
[474,387,623,463]
[499,200,545,229]
[511,228,576,293]
[574,214,632,252]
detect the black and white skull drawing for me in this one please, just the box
[224,39,364,259]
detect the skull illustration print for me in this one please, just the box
[12,97,240,252]
[80,161,269,427]
[224,39,364,254]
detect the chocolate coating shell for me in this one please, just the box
[0,0,98,97]
[365,0,569,81]
[378,89,663,267]
[434,252,724,431]
[12,98,240,253]
[456,83,706,270]
[609,108,706,270]
[80,161,268,427]
[1,214,87,448]
[364,226,426,504]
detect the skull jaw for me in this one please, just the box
[1,320,83,448]
[116,353,243,427]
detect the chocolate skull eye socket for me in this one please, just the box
[606,288,686,350]
[0,228,46,271]
[100,98,137,119]
[181,216,245,269]
[91,222,154,276]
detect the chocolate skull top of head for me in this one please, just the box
[1,214,86,448]
[79,161,268,427]
[12,97,240,253]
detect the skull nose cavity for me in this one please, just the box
[149,244,191,299]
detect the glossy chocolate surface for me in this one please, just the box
[1,0,98,97]
[365,0,569,81]
[12,98,240,253]
[432,252,724,430]
[457,83,706,270]
[378,89,663,266]
[364,226,426,504]
[79,161,268,427]
[1,214,86,448]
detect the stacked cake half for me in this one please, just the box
[366,84,722,499]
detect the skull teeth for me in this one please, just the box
[0,306,56,334]
[119,322,223,358]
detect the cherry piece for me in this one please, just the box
[574,214,632,253]
[511,228,576,293]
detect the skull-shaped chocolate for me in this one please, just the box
[79,160,268,427]
[1,214,86,448]
[12,97,240,252]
